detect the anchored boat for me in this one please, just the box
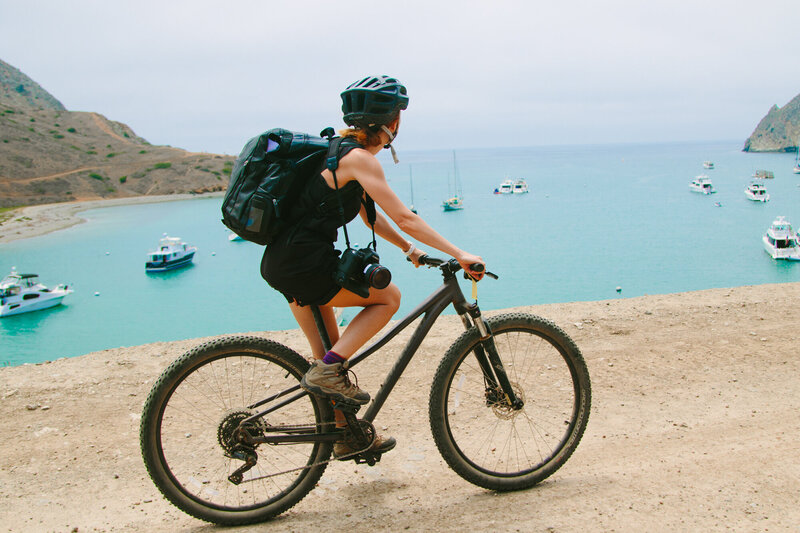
[0,268,73,317]
[146,234,197,272]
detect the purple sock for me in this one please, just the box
[322,350,345,365]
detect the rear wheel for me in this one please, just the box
[429,313,591,490]
[140,336,333,525]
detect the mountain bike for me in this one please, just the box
[139,256,591,525]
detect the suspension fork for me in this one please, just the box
[459,303,524,410]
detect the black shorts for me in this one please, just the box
[260,228,342,306]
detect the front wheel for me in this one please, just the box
[429,313,591,491]
[140,335,334,525]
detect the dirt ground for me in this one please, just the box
[1,282,799,532]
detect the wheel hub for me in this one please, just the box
[217,410,265,454]
[489,382,525,420]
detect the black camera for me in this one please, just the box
[334,246,392,298]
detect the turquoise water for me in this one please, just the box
[2,141,799,366]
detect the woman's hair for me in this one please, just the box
[338,126,383,147]
[338,111,399,147]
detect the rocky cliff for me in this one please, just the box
[0,59,232,208]
[743,92,800,152]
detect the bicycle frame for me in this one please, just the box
[244,260,520,436]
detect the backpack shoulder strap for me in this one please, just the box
[324,136,377,248]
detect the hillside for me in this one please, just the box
[0,59,232,208]
[743,91,800,152]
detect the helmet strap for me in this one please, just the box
[380,125,400,164]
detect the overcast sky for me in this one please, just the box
[1,0,798,154]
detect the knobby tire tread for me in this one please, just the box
[140,335,332,525]
[428,312,591,491]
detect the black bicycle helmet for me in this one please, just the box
[341,76,409,128]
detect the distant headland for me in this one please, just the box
[0,58,232,208]
[743,91,800,152]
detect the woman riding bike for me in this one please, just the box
[260,75,484,456]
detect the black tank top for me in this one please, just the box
[285,140,365,243]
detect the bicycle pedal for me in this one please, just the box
[352,451,381,466]
[330,398,362,413]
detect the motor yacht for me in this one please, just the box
[494,179,514,194]
[689,175,716,194]
[0,268,73,317]
[146,234,197,272]
[744,181,770,202]
[763,216,800,260]
[512,179,529,194]
[703,161,715,169]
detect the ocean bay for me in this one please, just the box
[2,140,799,366]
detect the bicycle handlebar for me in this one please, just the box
[415,255,499,280]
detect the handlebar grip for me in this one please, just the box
[470,263,484,273]
[418,254,444,266]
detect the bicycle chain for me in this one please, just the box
[236,419,376,484]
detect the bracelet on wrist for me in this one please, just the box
[403,243,416,257]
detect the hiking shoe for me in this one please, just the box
[334,434,397,458]
[300,360,370,405]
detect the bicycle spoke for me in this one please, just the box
[432,314,589,487]
[143,338,332,521]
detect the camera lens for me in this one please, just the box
[363,264,391,289]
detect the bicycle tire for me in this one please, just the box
[140,335,333,525]
[429,313,591,491]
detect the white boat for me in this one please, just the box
[512,179,529,194]
[145,234,197,272]
[703,161,715,169]
[442,196,464,211]
[494,179,514,194]
[689,175,716,194]
[0,268,73,317]
[442,151,464,211]
[744,181,770,202]
[762,216,800,260]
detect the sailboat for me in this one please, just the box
[408,166,418,214]
[442,151,464,211]
[793,138,800,174]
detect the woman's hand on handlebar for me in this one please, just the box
[408,246,427,268]
[456,252,485,281]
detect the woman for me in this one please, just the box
[261,75,484,456]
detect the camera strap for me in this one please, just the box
[326,137,377,250]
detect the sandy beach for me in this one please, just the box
[0,193,222,244]
[1,280,799,532]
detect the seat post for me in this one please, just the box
[310,305,332,353]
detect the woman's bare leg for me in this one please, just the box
[289,302,346,424]
[289,302,340,359]
[324,282,401,358]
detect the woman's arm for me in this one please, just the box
[340,149,484,273]
[359,204,410,252]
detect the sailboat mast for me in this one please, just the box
[409,165,415,205]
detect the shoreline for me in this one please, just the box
[0,192,223,244]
